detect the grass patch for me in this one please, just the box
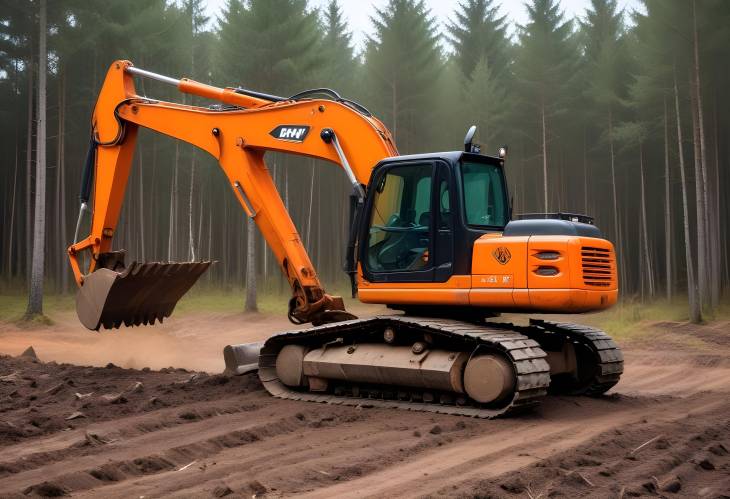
[588,297,730,341]
[18,313,54,327]
[176,282,358,316]
[0,280,356,322]
[0,294,73,322]
[175,287,289,315]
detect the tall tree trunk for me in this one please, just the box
[53,70,66,291]
[608,108,624,289]
[197,183,204,258]
[188,150,196,261]
[8,139,19,280]
[59,72,68,292]
[245,219,257,311]
[206,191,213,284]
[207,202,213,261]
[711,97,721,306]
[689,70,706,312]
[151,137,158,258]
[692,0,712,309]
[583,128,588,214]
[608,108,619,246]
[26,0,47,317]
[25,53,34,283]
[541,100,548,212]
[639,142,654,298]
[138,148,145,260]
[674,68,701,324]
[168,143,179,261]
[663,96,672,301]
[222,197,228,284]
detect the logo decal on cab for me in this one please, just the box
[492,246,511,265]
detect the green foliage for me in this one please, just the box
[313,0,356,93]
[446,0,510,81]
[363,0,442,153]
[580,0,630,112]
[460,57,507,146]
[216,0,322,93]
[513,0,577,109]
[611,121,648,150]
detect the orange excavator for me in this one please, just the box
[68,60,622,417]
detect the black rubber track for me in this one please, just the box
[258,315,551,418]
[526,319,624,396]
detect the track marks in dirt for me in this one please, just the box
[0,354,262,446]
[445,394,730,498]
[1,405,338,497]
[0,396,263,480]
[67,407,456,498]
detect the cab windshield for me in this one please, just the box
[461,161,508,227]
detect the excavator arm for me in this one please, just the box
[68,60,397,330]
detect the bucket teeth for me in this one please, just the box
[76,261,212,331]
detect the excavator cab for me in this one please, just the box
[359,149,508,287]
[352,134,618,316]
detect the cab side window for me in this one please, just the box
[366,164,432,272]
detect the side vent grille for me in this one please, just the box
[582,246,613,287]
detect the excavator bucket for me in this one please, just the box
[76,261,212,330]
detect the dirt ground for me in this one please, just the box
[0,307,729,498]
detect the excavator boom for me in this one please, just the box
[69,60,396,329]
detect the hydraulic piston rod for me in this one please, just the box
[124,64,272,108]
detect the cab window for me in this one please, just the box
[366,164,432,272]
[462,161,508,227]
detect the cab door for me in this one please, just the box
[360,159,454,284]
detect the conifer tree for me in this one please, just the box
[364,0,442,153]
[316,0,355,93]
[216,0,322,94]
[579,0,630,286]
[446,0,510,81]
[461,57,507,147]
[513,0,577,212]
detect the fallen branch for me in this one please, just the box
[566,470,594,487]
[617,485,625,499]
[630,434,663,455]
[525,484,543,499]
[177,461,197,472]
[578,472,594,487]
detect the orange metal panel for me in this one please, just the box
[527,237,571,289]
[358,275,471,305]
[358,275,471,289]
[527,289,618,313]
[358,288,470,305]
[468,289,515,307]
[471,235,528,288]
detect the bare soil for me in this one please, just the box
[0,310,729,498]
